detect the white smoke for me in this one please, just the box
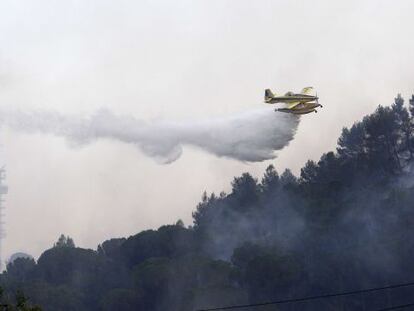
[0,107,300,163]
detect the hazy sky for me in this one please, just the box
[1,0,414,261]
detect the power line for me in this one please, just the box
[377,303,414,311]
[197,281,414,311]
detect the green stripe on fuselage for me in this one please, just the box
[268,95,317,103]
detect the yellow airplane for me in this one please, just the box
[264,87,322,114]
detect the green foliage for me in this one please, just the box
[100,289,143,311]
[279,168,297,186]
[121,224,197,268]
[54,235,75,248]
[230,173,260,211]
[245,253,300,301]
[260,165,279,194]
[175,219,184,227]
[97,238,126,261]
[6,258,35,283]
[231,242,277,270]
[0,287,42,311]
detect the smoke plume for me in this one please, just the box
[0,107,300,163]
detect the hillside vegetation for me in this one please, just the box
[3,95,414,310]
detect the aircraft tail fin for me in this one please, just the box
[300,86,313,95]
[265,89,275,102]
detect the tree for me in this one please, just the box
[100,289,143,311]
[54,235,75,248]
[231,242,274,271]
[392,94,412,159]
[0,288,42,311]
[244,253,300,302]
[279,169,297,186]
[192,192,218,229]
[409,94,414,117]
[15,290,43,311]
[97,238,126,261]
[120,225,196,268]
[315,152,342,187]
[363,106,402,174]
[300,160,319,184]
[337,122,366,159]
[6,257,36,283]
[260,165,279,194]
[230,173,259,211]
[132,258,171,310]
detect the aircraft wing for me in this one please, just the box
[300,87,313,95]
[287,102,301,109]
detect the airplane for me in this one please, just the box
[264,87,322,114]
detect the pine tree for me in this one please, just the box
[261,165,279,193]
[392,94,412,159]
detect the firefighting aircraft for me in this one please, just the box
[264,87,322,114]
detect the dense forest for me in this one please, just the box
[3,95,414,311]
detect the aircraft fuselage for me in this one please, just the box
[265,94,318,104]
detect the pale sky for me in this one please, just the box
[1,0,414,261]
